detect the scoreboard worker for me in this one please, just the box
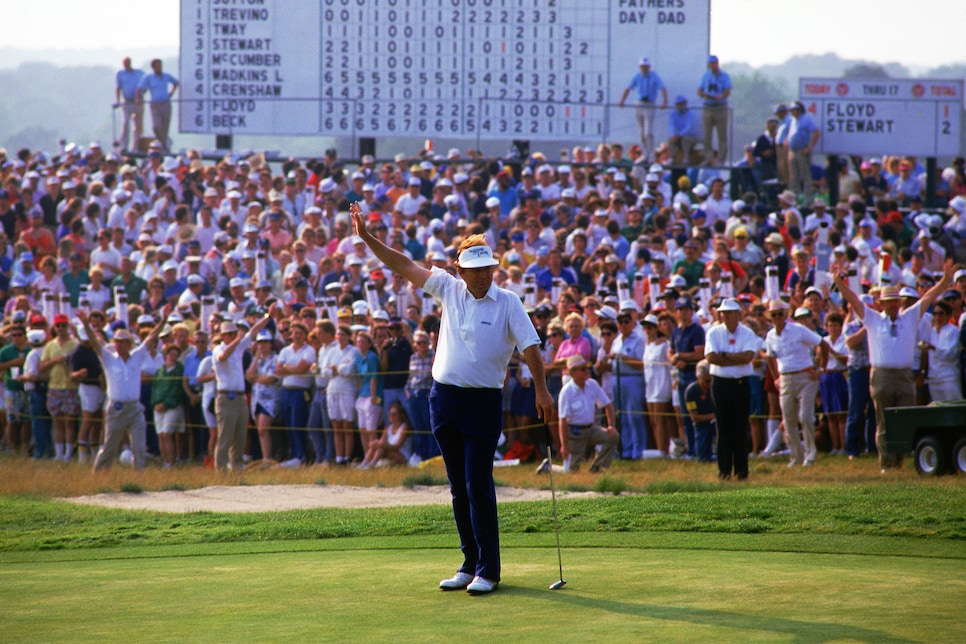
[618,57,667,163]
[350,203,553,596]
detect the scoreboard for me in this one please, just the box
[180,0,710,141]
[799,78,963,158]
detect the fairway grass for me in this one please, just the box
[2,542,963,642]
[2,456,965,642]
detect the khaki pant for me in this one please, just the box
[565,423,618,471]
[635,103,658,162]
[94,400,147,471]
[119,99,143,153]
[670,135,698,165]
[150,101,172,150]
[789,147,813,204]
[215,393,249,471]
[779,371,818,464]
[870,367,913,469]
[702,105,729,165]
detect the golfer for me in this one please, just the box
[78,307,171,471]
[350,203,553,595]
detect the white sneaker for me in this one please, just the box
[466,576,499,595]
[279,458,303,468]
[439,572,474,591]
[535,458,550,474]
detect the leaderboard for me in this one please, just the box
[180,0,709,140]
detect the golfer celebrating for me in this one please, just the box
[351,203,552,595]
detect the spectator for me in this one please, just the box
[684,359,716,461]
[668,96,699,166]
[359,400,412,469]
[765,300,828,467]
[640,314,673,456]
[617,57,667,163]
[787,102,820,205]
[697,55,732,165]
[115,57,145,152]
[136,59,179,152]
[152,344,186,469]
[833,263,954,471]
[555,354,618,472]
[670,296,705,459]
[246,330,280,462]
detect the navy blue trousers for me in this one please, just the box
[430,381,503,582]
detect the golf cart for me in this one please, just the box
[882,400,966,475]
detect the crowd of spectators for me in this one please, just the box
[0,118,964,473]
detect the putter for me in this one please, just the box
[545,424,566,590]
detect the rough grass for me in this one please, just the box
[0,450,954,498]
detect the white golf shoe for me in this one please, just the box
[466,576,499,595]
[439,572,474,591]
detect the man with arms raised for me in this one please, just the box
[79,307,170,471]
[832,260,955,471]
[350,202,552,595]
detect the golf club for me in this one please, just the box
[545,424,566,590]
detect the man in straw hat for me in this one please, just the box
[832,259,956,471]
[79,306,172,471]
[350,202,552,596]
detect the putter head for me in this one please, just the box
[549,579,567,590]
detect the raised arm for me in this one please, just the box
[143,305,173,353]
[76,309,103,357]
[830,264,865,321]
[917,259,955,317]
[350,202,431,289]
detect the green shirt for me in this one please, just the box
[672,258,704,289]
[151,362,185,410]
[110,274,148,305]
[62,270,91,307]
[0,343,30,391]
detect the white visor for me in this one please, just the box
[458,245,499,269]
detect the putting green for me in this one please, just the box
[2,537,962,642]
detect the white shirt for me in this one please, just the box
[862,302,922,369]
[926,323,960,384]
[315,340,339,389]
[23,346,43,392]
[90,246,123,280]
[324,342,361,395]
[99,341,154,402]
[702,196,732,226]
[765,321,823,374]
[212,335,252,392]
[825,334,849,371]
[395,193,427,218]
[705,322,762,378]
[277,343,316,389]
[422,266,540,389]
[558,377,611,426]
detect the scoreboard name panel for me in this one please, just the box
[180,0,710,140]
[799,78,963,157]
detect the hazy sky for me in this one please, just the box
[4,0,965,69]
